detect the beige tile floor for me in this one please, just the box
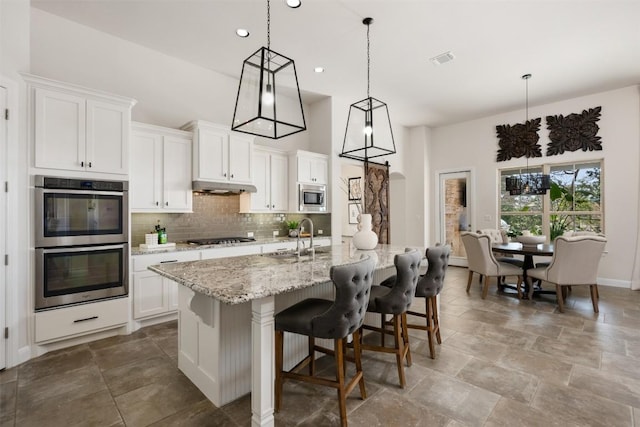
[2,266,640,426]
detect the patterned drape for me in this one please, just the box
[364,161,390,244]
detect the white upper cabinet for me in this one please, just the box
[24,74,136,176]
[131,122,192,213]
[182,121,253,184]
[240,147,288,212]
[295,150,328,185]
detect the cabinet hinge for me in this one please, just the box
[3,327,7,339]
[4,109,8,120]
[4,254,7,266]
[4,181,7,193]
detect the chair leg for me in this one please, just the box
[334,338,348,427]
[516,276,523,299]
[274,330,284,412]
[466,270,474,293]
[556,284,565,313]
[401,312,412,366]
[352,329,367,400]
[308,336,316,376]
[590,284,599,313]
[392,314,407,388]
[431,296,442,345]
[425,296,436,359]
[481,276,491,299]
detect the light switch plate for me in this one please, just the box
[247,231,254,238]
[318,229,323,235]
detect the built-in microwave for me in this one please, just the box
[299,183,327,212]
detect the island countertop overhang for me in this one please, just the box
[148,244,411,305]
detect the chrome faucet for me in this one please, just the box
[297,217,314,258]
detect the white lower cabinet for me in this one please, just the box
[132,251,200,320]
[34,297,129,344]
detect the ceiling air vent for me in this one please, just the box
[430,51,455,65]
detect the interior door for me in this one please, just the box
[438,171,472,267]
[0,85,7,369]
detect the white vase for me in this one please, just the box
[352,213,378,250]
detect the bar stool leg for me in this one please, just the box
[334,338,347,427]
[274,330,284,412]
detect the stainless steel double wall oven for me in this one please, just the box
[34,176,129,310]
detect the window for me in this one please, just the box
[499,161,603,240]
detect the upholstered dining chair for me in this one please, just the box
[477,229,524,268]
[461,232,523,299]
[274,256,376,427]
[360,249,421,388]
[526,235,607,312]
[380,245,451,359]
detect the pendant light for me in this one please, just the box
[505,74,550,196]
[340,17,396,163]
[231,0,306,139]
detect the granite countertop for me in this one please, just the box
[131,235,331,256]
[148,244,408,305]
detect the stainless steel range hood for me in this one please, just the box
[192,180,257,194]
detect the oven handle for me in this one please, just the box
[37,243,128,254]
[35,187,125,196]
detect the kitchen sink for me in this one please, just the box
[262,247,329,260]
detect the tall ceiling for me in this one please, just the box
[32,0,640,128]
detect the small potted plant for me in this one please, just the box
[286,220,299,238]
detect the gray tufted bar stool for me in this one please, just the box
[274,256,376,427]
[359,249,421,388]
[406,245,451,359]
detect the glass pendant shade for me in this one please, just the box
[232,47,306,139]
[341,97,396,161]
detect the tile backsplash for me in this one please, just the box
[131,193,332,246]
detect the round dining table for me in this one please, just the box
[492,242,554,298]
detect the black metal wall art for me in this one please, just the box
[496,118,542,162]
[545,106,602,156]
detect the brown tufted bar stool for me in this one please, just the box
[274,256,376,427]
[359,249,421,388]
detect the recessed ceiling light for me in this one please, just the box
[286,0,301,8]
[429,51,455,65]
[236,28,250,38]
[314,67,324,73]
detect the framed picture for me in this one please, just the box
[348,203,360,224]
[348,177,361,200]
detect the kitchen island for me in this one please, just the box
[149,243,409,427]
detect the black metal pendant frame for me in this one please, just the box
[231,46,306,139]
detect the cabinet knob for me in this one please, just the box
[156,201,159,206]
[165,201,169,206]
[88,162,92,168]
[271,204,275,208]
[231,174,234,178]
[223,173,227,177]
[80,161,84,167]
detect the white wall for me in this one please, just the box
[1,0,32,367]
[429,86,640,285]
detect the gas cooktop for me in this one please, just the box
[186,237,256,245]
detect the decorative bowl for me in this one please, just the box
[516,235,546,246]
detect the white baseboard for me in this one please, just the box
[598,277,631,288]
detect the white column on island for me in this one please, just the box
[251,296,276,427]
